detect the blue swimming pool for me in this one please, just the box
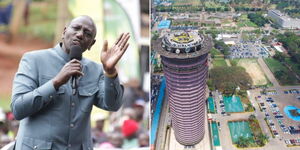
[211,122,221,146]
[223,96,244,113]
[284,105,300,121]
[228,121,253,143]
[208,97,216,113]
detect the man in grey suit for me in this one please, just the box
[11,15,130,150]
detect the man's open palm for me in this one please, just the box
[101,33,130,74]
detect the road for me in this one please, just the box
[257,58,280,87]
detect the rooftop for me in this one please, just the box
[153,31,212,59]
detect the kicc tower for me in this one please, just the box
[155,31,212,145]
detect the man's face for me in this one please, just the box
[62,16,96,52]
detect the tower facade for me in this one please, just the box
[156,31,212,145]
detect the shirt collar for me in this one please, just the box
[54,43,70,62]
[54,43,88,65]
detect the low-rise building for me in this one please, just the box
[268,10,300,29]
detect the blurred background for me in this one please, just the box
[0,0,149,149]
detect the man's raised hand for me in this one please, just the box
[100,32,130,75]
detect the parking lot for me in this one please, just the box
[229,43,270,59]
[255,89,300,147]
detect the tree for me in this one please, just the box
[236,136,250,148]
[247,13,268,27]
[210,66,252,93]
[257,133,269,146]
[277,32,300,63]
[261,36,269,43]
[152,31,159,41]
[273,51,285,62]
[214,40,230,56]
[274,70,285,79]
[249,114,256,121]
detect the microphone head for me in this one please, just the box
[70,45,83,60]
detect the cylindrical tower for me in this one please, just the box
[154,31,212,145]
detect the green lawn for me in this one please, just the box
[211,48,222,56]
[204,1,226,9]
[245,20,258,27]
[264,58,300,85]
[264,58,288,73]
[237,14,258,28]
[237,22,246,27]
[230,59,240,66]
[213,58,227,67]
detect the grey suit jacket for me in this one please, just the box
[11,44,124,150]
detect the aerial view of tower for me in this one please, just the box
[154,31,212,146]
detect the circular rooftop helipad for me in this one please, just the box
[153,30,212,59]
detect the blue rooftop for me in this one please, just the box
[158,20,171,29]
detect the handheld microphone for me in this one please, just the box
[70,45,83,95]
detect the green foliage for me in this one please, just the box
[245,103,255,112]
[235,7,263,12]
[261,36,269,43]
[236,136,252,148]
[209,66,252,93]
[207,79,215,91]
[214,40,230,57]
[273,51,285,62]
[277,32,300,64]
[247,13,268,27]
[256,133,269,146]
[151,31,159,41]
[237,90,247,98]
[264,58,299,85]
[206,30,220,39]
[153,64,162,73]
[19,2,57,42]
[276,2,289,9]
[210,48,222,58]
[285,58,300,76]
[156,5,202,12]
[248,115,269,146]
[212,58,227,67]
[230,59,239,66]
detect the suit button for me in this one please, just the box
[71,102,75,107]
[34,146,37,149]
[70,123,74,128]
[49,95,53,99]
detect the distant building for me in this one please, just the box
[155,31,212,146]
[268,10,300,29]
[271,42,285,53]
[158,20,171,29]
[218,0,230,3]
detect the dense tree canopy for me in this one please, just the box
[209,66,252,94]
[214,40,230,57]
[247,13,268,27]
[277,32,300,63]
